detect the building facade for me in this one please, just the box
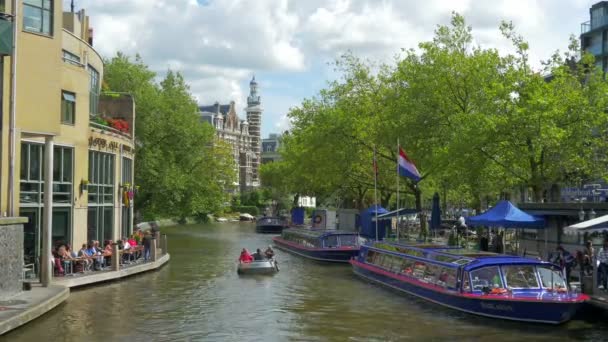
[199,77,261,192]
[0,2,135,279]
[261,133,281,164]
[581,1,608,72]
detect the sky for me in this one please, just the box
[66,0,597,137]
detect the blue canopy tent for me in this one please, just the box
[466,200,544,228]
[360,205,388,240]
[466,200,545,255]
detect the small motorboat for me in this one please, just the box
[255,216,287,233]
[237,259,279,275]
[240,213,255,221]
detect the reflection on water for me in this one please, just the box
[5,222,608,341]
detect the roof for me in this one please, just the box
[199,103,231,115]
[466,200,545,229]
[462,256,554,271]
[283,227,359,239]
[564,214,608,235]
[372,208,418,221]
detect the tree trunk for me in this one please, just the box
[292,193,300,207]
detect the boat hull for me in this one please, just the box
[255,224,285,234]
[273,237,359,263]
[237,260,279,275]
[351,260,585,324]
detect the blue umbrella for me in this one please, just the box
[431,192,441,230]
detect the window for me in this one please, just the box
[0,1,5,13]
[89,65,100,114]
[462,271,471,292]
[502,265,539,289]
[537,266,567,289]
[470,266,503,291]
[88,151,114,204]
[20,143,73,204]
[23,0,52,35]
[338,235,358,247]
[62,50,81,66]
[61,91,75,124]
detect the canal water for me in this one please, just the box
[5,222,608,341]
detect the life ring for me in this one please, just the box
[313,215,323,224]
[490,288,508,295]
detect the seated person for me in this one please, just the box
[253,248,264,261]
[264,245,275,259]
[239,248,253,263]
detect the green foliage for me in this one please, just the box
[103,53,236,220]
[233,206,259,216]
[262,12,608,215]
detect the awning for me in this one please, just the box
[564,214,608,235]
[372,208,418,222]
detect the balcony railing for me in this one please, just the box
[582,16,608,34]
[89,118,132,139]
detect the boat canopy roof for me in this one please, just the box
[368,242,554,271]
[282,227,359,239]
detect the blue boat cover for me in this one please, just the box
[466,200,544,229]
[360,205,389,239]
[291,207,305,225]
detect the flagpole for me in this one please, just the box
[396,139,400,242]
[374,146,379,241]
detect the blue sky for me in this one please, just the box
[68,0,598,137]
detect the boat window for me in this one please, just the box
[401,258,415,276]
[462,271,471,292]
[437,267,458,289]
[324,235,339,248]
[412,261,426,279]
[339,235,358,246]
[502,265,539,289]
[389,255,404,273]
[422,263,439,284]
[470,266,503,291]
[366,250,376,263]
[537,266,567,289]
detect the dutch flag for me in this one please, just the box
[398,146,421,182]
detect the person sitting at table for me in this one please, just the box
[77,243,92,272]
[66,244,77,258]
[122,236,133,263]
[239,248,253,263]
[53,246,65,276]
[253,248,264,261]
[264,245,275,259]
[86,241,102,271]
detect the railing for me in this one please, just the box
[90,120,132,139]
[582,17,608,34]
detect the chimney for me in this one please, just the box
[88,28,93,46]
[71,0,75,13]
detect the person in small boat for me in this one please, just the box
[239,248,253,263]
[264,245,275,259]
[253,248,264,261]
[553,245,575,287]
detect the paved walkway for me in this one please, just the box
[0,284,69,335]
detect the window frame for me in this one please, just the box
[88,65,100,115]
[23,0,53,36]
[62,50,82,67]
[61,90,76,125]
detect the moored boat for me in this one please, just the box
[256,216,287,233]
[272,227,366,263]
[350,242,589,324]
[237,259,279,275]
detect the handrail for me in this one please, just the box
[90,121,132,139]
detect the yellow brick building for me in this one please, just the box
[0,1,135,280]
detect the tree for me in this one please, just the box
[103,54,236,220]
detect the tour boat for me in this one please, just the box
[237,259,279,275]
[350,242,589,324]
[272,228,366,263]
[255,216,287,234]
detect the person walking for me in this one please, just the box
[598,241,608,290]
[142,231,153,262]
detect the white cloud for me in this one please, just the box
[66,0,598,136]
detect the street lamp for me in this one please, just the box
[589,208,597,220]
[578,208,586,222]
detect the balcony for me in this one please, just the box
[582,16,608,34]
[90,92,135,140]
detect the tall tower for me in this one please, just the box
[245,76,262,187]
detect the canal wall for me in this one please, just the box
[0,217,27,300]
